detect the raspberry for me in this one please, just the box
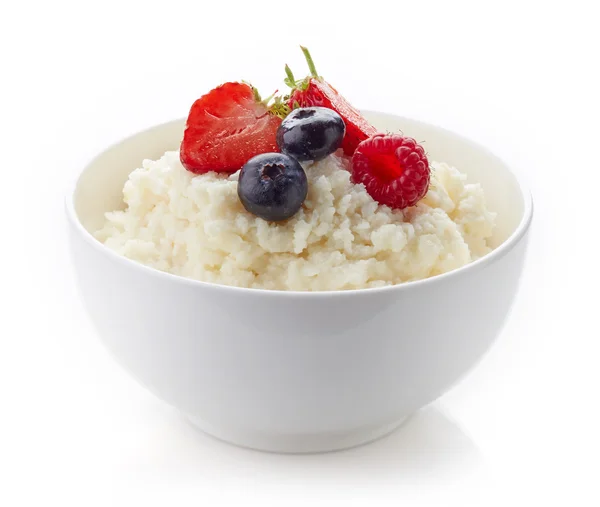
[351,134,430,210]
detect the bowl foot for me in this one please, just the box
[185,415,409,454]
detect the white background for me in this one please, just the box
[1,0,599,505]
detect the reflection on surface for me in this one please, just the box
[118,403,484,486]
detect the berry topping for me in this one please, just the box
[276,106,345,162]
[351,134,430,210]
[284,47,378,156]
[180,82,282,174]
[237,153,308,222]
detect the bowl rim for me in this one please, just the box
[65,111,534,298]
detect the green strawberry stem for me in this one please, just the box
[283,47,319,93]
[284,65,296,88]
[269,96,291,119]
[261,89,278,105]
[242,80,263,102]
[242,80,290,118]
[300,46,319,78]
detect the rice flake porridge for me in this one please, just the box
[95,151,496,291]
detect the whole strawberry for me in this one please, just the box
[284,47,378,156]
[181,82,283,174]
[351,134,430,210]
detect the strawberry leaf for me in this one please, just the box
[284,65,296,88]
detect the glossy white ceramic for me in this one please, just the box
[66,112,533,453]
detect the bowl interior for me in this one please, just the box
[72,112,527,248]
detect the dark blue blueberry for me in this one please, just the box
[276,107,346,162]
[237,153,308,222]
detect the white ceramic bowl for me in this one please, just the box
[66,112,533,453]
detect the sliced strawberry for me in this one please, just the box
[180,82,282,174]
[285,47,378,156]
[289,80,378,156]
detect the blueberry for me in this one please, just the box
[276,107,346,162]
[237,153,308,222]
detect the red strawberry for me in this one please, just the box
[351,134,430,210]
[285,47,378,156]
[180,82,282,174]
